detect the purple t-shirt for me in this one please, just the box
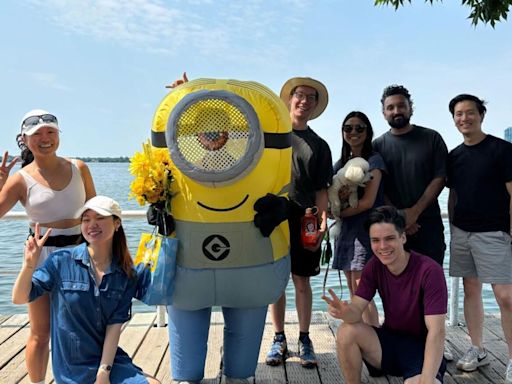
[356,251,447,339]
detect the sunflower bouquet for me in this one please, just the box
[129,140,174,213]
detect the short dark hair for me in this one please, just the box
[364,205,406,234]
[380,84,414,111]
[448,94,487,117]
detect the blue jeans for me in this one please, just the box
[167,305,267,381]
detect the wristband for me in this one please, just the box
[99,364,112,373]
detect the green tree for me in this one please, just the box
[375,0,511,27]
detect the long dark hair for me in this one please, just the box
[16,134,34,167]
[339,111,374,166]
[112,223,135,278]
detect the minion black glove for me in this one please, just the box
[146,201,175,236]
[253,193,289,237]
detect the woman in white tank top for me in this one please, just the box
[0,109,96,384]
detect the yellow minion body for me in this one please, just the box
[151,79,292,309]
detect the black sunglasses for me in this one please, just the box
[342,124,367,134]
[22,114,58,129]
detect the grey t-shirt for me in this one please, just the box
[373,125,447,219]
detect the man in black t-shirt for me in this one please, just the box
[373,85,448,266]
[266,77,333,369]
[446,94,512,380]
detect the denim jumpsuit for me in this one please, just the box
[30,243,147,384]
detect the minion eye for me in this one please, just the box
[166,91,263,185]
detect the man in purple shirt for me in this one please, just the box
[323,205,447,383]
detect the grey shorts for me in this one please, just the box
[449,225,512,284]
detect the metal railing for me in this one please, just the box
[2,211,460,327]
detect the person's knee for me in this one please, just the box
[493,287,512,311]
[337,322,363,349]
[463,278,482,296]
[29,328,50,345]
[292,275,310,292]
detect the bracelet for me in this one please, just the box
[99,364,112,373]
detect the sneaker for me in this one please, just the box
[505,359,512,384]
[266,334,288,366]
[456,346,489,372]
[298,336,317,369]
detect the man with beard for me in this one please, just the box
[373,85,448,266]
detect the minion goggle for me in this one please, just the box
[152,90,291,185]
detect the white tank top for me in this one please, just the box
[19,159,86,226]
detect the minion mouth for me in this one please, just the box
[197,195,249,212]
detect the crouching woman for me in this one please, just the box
[12,195,159,384]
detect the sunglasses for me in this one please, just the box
[22,114,58,129]
[342,124,367,134]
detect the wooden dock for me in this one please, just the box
[0,311,509,383]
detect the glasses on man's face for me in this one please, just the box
[22,114,58,129]
[293,92,317,103]
[342,124,367,134]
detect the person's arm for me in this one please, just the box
[403,177,445,229]
[76,160,97,200]
[322,288,368,324]
[95,323,123,384]
[12,224,52,304]
[448,189,456,224]
[165,72,189,88]
[506,181,512,236]
[420,314,445,384]
[305,188,328,251]
[0,151,24,218]
[339,169,382,218]
[0,151,18,191]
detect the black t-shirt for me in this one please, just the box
[447,135,512,232]
[373,125,448,219]
[289,127,333,209]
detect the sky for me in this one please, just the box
[1,1,511,158]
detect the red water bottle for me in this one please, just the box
[301,207,318,248]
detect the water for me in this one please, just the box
[0,163,500,315]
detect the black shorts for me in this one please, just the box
[288,212,321,277]
[364,327,446,382]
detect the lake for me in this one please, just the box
[0,163,500,316]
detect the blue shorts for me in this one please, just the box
[364,327,446,382]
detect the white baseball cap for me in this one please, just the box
[76,196,123,219]
[20,109,60,136]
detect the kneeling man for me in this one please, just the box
[323,205,447,383]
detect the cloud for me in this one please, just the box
[27,72,72,91]
[26,0,311,63]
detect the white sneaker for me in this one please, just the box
[505,359,512,384]
[456,346,489,372]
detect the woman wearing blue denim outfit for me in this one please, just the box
[12,196,160,384]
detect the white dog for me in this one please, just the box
[328,157,373,219]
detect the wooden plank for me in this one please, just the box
[255,315,287,384]
[311,312,344,384]
[0,315,11,325]
[204,311,223,384]
[283,311,322,383]
[132,325,168,376]
[155,346,171,383]
[0,314,29,345]
[118,312,156,357]
[0,324,29,369]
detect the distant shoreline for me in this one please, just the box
[6,156,130,163]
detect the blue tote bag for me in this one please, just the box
[134,232,178,305]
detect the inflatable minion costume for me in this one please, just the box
[150,79,292,383]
